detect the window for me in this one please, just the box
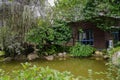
[79,29,94,45]
[112,31,119,43]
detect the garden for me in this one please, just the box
[0,0,120,80]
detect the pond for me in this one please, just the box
[0,58,108,79]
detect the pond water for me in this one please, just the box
[0,58,108,79]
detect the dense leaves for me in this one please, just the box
[52,22,72,45]
[70,43,95,57]
[26,20,54,49]
[53,0,87,22]
[26,20,71,45]
[53,0,120,30]
[26,20,72,55]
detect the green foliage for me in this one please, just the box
[26,20,71,55]
[114,41,120,47]
[0,51,5,56]
[70,43,95,57]
[1,62,120,80]
[41,45,57,56]
[54,0,87,22]
[0,26,11,51]
[27,20,71,45]
[26,20,54,48]
[0,62,77,80]
[0,26,25,57]
[52,21,72,45]
[84,0,120,18]
[109,47,120,55]
[5,42,24,57]
[53,0,120,30]
[0,0,50,57]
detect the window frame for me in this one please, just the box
[79,29,94,45]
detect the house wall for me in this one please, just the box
[67,21,113,49]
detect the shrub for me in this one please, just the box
[26,20,72,56]
[114,41,120,47]
[41,44,57,56]
[52,22,72,45]
[4,42,24,57]
[109,47,120,55]
[0,62,78,80]
[70,43,95,57]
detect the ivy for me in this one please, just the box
[53,0,120,30]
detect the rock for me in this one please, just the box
[44,55,54,61]
[3,57,13,61]
[14,54,27,61]
[112,51,120,66]
[58,52,67,58]
[103,55,109,60]
[94,51,103,57]
[27,53,39,61]
[95,57,103,60]
[63,52,67,57]
[58,53,63,57]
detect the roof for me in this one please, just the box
[68,15,120,30]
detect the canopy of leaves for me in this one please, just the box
[53,0,120,30]
[26,20,54,46]
[26,20,72,47]
[52,21,72,45]
[53,0,87,22]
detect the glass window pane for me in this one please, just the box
[79,29,93,45]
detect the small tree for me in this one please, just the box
[26,20,72,54]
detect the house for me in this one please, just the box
[67,18,120,49]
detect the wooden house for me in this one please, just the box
[67,18,120,49]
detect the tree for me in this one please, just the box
[26,20,71,47]
[53,0,120,30]
[26,20,72,55]
[53,0,87,22]
[0,0,51,56]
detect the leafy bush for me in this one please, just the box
[26,20,72,56]
[114,41,120,47]
[41,45,57,55]
[0,62,78,80]
[26,24,54,48]
[109,47,120,55]
[70,43,95,57]
[26,21,72,45]
[52,22,72,45]
[5,42,24,57]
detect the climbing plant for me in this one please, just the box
[53,0,120,30]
